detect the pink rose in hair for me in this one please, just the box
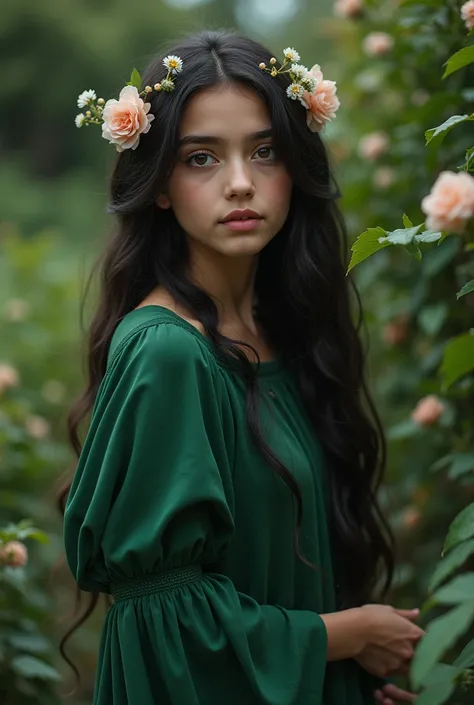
[0,541,28,567]
[303,65,340,133]
[334,0,364,19]
[421,171,474,233]
[461,0,474,30]
[363,32,394,57]
[411,395,445,427]
[102,86,155,152]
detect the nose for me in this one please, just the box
[224,158,255,200]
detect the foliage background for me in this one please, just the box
[1,0,473,702]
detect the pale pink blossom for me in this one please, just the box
[0,541,28,567]
[2,298,31,322]
[0,364,19,394]
[302,65,340,133]
[363,32,394,57]
[403,506,421,529]
[421,171,474,233]
[101,86,155,153]
[334,0,364,18]
[374,166,395,189]
[411,395,445,427]
[382,316,409,346]
[358,131,389,161]
[461,0,474,30]
[25,415,50,440]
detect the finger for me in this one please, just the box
[394,608,420,620]
[383,683,417,702]
[374,690,384,703]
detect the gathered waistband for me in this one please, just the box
[111,564,204,601]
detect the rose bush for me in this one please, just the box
[329,0,474,702]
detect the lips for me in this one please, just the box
[220,209,262,223]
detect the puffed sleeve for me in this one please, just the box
[64,323,328,705]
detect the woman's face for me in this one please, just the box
[157,83,292,259]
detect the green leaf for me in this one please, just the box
[346,227,389,273]
[8,633,50,654]
[417,303,448,337]
[380,224,424,245]
[413,680,455,705]
[454,637,474,669]
[425,115,473,146]
[444,503,474,554]
[17,528,49,543]
[443,45,474,79]
[433,573,474,604]
[448,454,474,479]
[441,333,474,388]
[421,662,463,688]
[403,214,413,228]
[430,539,474,592]
[456,279,474,299]
[411,601,474,688]
[404,241,422,261]
[415,231,442,244]
[11,655,61,681]
[128,68,142,89]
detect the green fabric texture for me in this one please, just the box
[64,305,378,704]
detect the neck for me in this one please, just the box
[187,243,258,329]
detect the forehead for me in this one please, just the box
[179,83,271,138]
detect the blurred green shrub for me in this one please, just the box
[330,0,474,702]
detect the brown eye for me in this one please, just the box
[187,152,216,167]
[254,146,276,160]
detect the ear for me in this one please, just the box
[156,193,171,210]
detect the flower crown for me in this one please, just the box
[75,47,339,153]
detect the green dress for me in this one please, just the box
[64,305,379,704]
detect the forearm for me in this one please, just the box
[320,608,364,662]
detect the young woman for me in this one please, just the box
[63,30,423,705]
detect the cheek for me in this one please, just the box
[169,173,209,221]
[266,170,292,213]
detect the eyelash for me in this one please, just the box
[186,145,277,168]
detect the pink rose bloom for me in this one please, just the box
[25,415,50,440]
[334,0,364,18]
[421,171,474,233]
[363,32,394,57]
[374,167,395,189]
[411,395,445,427]
[461,0,474,30]
[102,86,155,153]
[0,541,28,567]
[0,363,19,394]
[303,65,340,133]
[358,131,389,161]
[382,316,408,346]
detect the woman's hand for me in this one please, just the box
[354,605,425,680]
[375,682,416,704]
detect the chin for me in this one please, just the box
[219,234,274,257]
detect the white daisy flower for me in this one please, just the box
[160,78,175,92]
[163,55,183,74]
[77,89,97,108]
[302,75,318,93]
[290,63,308,79]
[283,47,301,63]
[75,113,86,128]
[286,83,304,100]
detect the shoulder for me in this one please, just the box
[107,306,218,383]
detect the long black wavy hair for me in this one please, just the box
[59,28,394,676]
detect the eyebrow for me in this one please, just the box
[178,128,273,147]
